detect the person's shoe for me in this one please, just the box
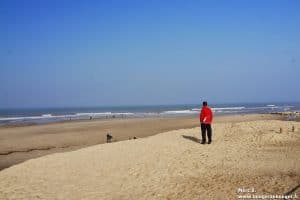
[200,141,206,144]
[208,141,212,144]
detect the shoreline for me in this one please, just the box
[1,111,294,128]
[0,114,284,171]
[1,102,299,127]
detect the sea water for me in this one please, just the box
[0,103,299,126]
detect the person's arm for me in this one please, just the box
[200,109,204,123]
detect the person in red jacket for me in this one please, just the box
[200,101,213,144]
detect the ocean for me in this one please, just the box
[0,103,299,126]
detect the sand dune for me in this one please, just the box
[0,120,299,199]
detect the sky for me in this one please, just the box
[1,0,300,108]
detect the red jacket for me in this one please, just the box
[200,106,213,124]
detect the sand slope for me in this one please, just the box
[0,114,281,170]
[0,120,299,199]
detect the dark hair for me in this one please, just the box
[203,101,208,106]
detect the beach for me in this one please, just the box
[1,114,299,199]
[0,114,281,171]
[2,0,300,199]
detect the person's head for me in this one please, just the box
[203,101,208,106]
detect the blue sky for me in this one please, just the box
[1,0,299,108]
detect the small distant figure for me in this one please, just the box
[280,127,283,133]
[106,133,113,143]
[200,101,213,144]
[292,126,295,132]
[90,116,92,120]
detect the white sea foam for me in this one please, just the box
[0,116,52,121]
[42,114,53,117]
[75,112,112,116]
[192,107,246,113]
[247,106,279,110]
[0,114,73,121]
[144,112,159,115]
[75,112,134,116]
[212,107,246,111]
[162,110,199,114]
[0,117,26,121]
[0,112,136,122]
[113,112,135,115]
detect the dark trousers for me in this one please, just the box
[201,123,212,142]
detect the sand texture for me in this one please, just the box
[0,114,281,170]
[0,120,300,199]
[0,119,299,199]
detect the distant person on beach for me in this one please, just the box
[200,101,213,144]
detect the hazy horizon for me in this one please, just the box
[1,1,300,108]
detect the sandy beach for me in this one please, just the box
[0,114,281,171]
[0,114,299,199]
[2,0,300,199]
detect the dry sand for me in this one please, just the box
[0,117,299,199]
[0,114,281,170]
